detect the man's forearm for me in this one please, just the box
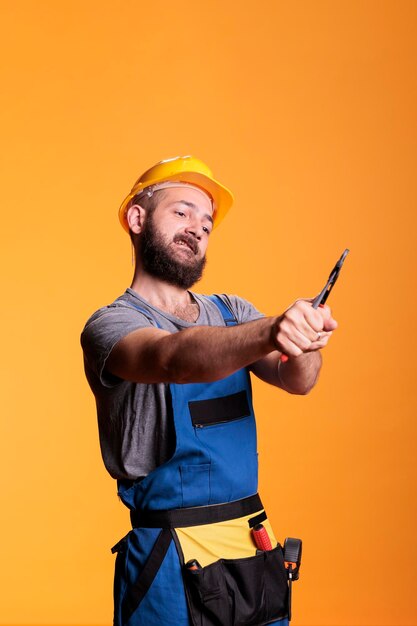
[160,317,277,383]
[277,351,322,395]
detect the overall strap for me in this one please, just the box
[207,295,237,326]
[121,528,173,624]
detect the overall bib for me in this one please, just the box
[112,296,290,626]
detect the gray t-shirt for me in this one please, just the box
[81,288,263,480]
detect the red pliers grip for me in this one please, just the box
[280,249,349,362]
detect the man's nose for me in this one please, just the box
[185,220,202,240]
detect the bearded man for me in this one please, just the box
[81,156,337,626]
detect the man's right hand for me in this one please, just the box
[271,299,338,359]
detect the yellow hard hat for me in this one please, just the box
[118,155,234,232]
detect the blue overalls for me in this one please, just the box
[112,296,290,626]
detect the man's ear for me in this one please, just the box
[126,204,146,235]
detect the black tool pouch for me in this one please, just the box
[183,545,289,626]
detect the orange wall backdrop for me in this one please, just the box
[0,1,416,624]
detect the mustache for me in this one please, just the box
[173,233,198,255]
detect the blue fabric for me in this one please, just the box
[126,529,190,626]
[117,297,258,512]
[113,298,287,625]
[119,369,258,513]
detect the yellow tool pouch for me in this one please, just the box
[174,510,289,626]
[126,495,295,626]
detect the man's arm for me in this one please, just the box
[249,299,336,394]
[249,350,322,395]
[106,299,337,390]
[106,315,277,384]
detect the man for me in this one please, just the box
[81,155,337,626]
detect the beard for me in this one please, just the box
[138,213,207,290]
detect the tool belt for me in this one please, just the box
[130,493,265,528]
[113,494,301,626]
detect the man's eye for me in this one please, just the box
[175,211,186,217]
[202,226,211,234]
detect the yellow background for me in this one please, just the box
[1,1,416,624]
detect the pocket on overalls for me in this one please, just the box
[180,463,211,507]
[183,545,289,626]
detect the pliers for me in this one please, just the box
[312,248,350,309]
[280,249,349,362]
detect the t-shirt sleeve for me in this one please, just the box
[218,294,264,324]
[80,304,154,388]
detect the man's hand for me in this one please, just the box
[250,300,338,394]
[272,299,337,359]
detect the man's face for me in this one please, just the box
[138,186,214,290]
